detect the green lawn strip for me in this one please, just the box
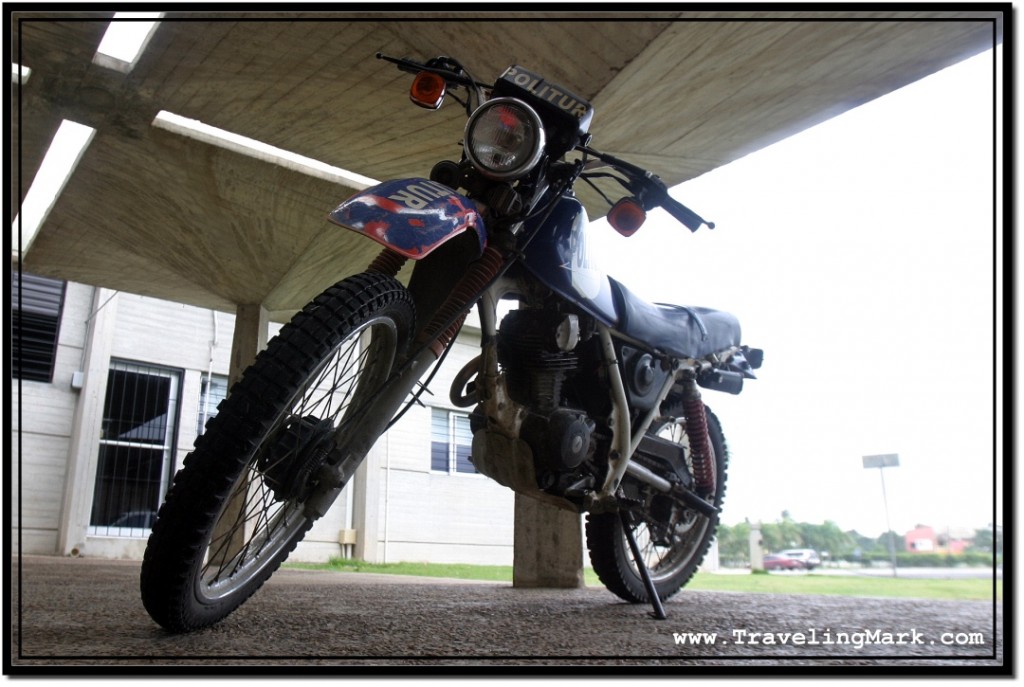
[287,558,517,582]
[683,572,1001,602]
[286,559,998,601]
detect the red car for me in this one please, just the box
[763,554,804,571]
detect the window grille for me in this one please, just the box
[11,271,65,382]
[89,360,181,537]
[430,408,476,474]
[197,373,228,436]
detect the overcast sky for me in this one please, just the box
[590,47,1001,538]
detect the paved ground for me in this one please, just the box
[9,556,1004,672]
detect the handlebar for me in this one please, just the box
[378,52,714,233]
[578,146,714,232]
[661,194,716,232]
[375,53,489,90]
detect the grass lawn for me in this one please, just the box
[685,571,1001,602]
[286,559,1000,602]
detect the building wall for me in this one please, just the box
[362,333,515,566]
[12,281,93,554]
[13,281,515,565]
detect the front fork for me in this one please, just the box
[305,246,506,518]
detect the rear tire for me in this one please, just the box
[586,404,728,604]
[140,273,414,632]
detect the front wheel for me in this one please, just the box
[586,404,728,604]
[140,273,415,632]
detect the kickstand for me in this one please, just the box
[619,510,667,620]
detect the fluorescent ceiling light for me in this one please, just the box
[13,63,31,84]
[152,111,379,190]
[93,12,163,73]
[13,120,96,258]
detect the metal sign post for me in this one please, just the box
[862,454,900,577]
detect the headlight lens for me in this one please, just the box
[464,97,545,181]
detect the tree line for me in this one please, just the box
[714,513,1001,568]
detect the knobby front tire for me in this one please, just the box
[140,273,415,633]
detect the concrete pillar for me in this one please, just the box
[228,303,269,388]
[700,538,720,572]
[58,287,119,556]
[352,440,383,562]
[749,523,765,571]
[512,494,584,588]
[212,302,270,560]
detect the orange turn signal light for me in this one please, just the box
[608,197,647,237]
[410,71,446,110]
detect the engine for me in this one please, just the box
[496,309,580,411]
[495,309,600,494]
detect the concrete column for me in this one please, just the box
[57,287,119,556]
[228,303,269,389]
[352,440,383,562]
[211,303,270,560]
[512,494,584,588]
[749,522,765,571]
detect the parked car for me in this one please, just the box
[778,548,822,570]
[763,554,805,571]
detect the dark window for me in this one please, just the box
[430,408,476,474]
[197,373,228,436]
[11,272,65,382]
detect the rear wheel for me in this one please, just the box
[140,273,415,632]
[586,404,728,603]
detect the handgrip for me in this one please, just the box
[661,195,715,232]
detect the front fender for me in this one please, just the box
[327,178,486,259]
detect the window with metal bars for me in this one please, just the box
[89,360,181,537]
[430,407,476,474]
[197,373,228,436]
[11,271,65,383]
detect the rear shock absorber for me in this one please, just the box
[417,246,505,356]
[680,377,716,496]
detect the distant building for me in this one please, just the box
[903,524,969,555]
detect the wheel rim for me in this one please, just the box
[195,316,398,602]
[623,417,716,584]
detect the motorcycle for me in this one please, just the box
[140,53,763,632]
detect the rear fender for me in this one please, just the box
[328,178,486,259]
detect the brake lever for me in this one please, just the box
[631,167,715,232]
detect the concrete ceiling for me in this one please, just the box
[12,10,1002,321]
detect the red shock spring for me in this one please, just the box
[366,248,408,277]
[682,392,716,496]
[418,246,504,356]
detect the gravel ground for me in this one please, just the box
[9,555,1004,673]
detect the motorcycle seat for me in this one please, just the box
[610,279,741,359]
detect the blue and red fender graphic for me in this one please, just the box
[328,178,487,259]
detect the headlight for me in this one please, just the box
[464,97,545,181]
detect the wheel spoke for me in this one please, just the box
[613,411,722,589]
[197,317,398,600]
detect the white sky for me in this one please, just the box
[591,48,1002,538]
